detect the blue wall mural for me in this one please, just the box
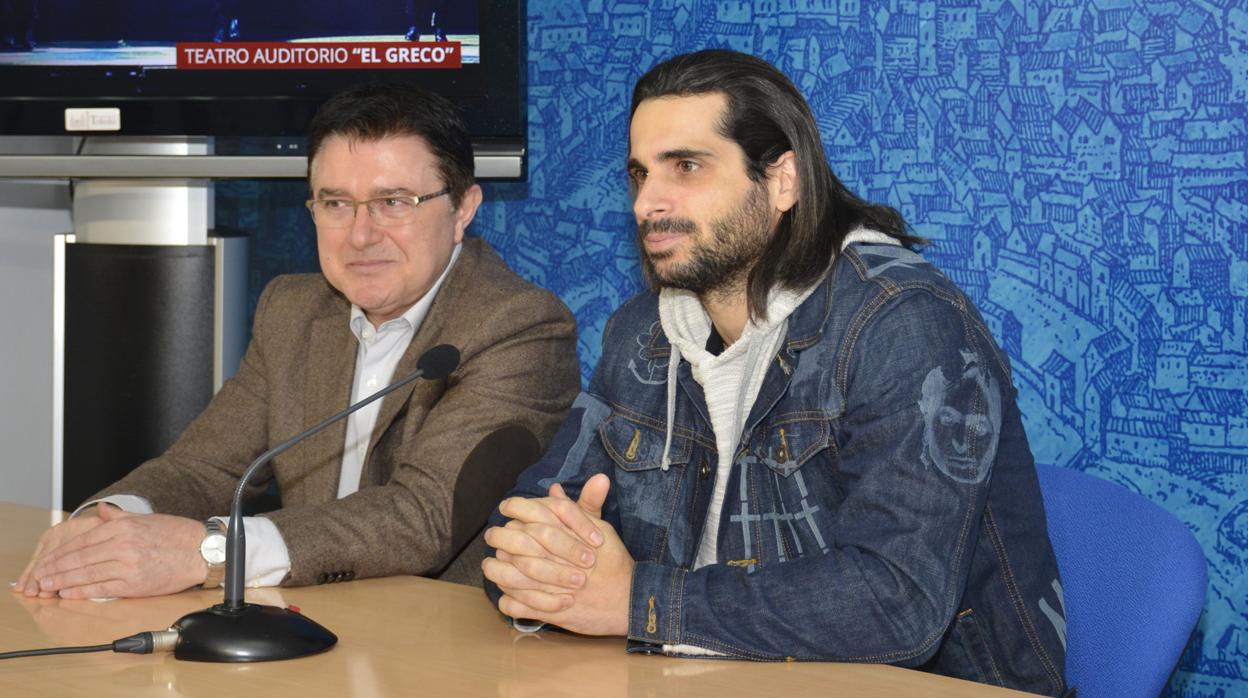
[219,1,1248,694]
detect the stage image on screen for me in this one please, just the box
[0,0,479,67]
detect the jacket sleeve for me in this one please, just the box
[628,289,1006,663]
[87,278,284,517]
[265,285,580,586]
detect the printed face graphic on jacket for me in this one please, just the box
[918,350,1001,484]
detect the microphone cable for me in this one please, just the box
[0,628,179,660]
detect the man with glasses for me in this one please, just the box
[16,83,579,599]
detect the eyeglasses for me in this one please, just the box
[304,189,450,227]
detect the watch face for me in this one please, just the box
[201,535,227,566]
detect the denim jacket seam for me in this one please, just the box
[784,431,830,470]
[759,409,832,424]
[932,313,992,648]
[843,244,871,280]
[833,278,953,389]
[679,632,777,660]
[602,312,618,352]
[845,246,901,295]
[958,614,993,685]
[648,470,685,561]
[825,437,845,499]
[776,488,797,561]
[605,401,716,450]
[835,287,894,393]
[628,565,646,641]
[785,334,823,352]
[835,282,972,398]
[786,262,838,349]
[750,464,764,568]
[939,483,982,650]
[825,642,946,664]
[649,531,669,569]
[984,504,1064,692]
[967,610,1009,686]
[968,318,1015,387]
[756,410,832,467]
[964,311,989,478]
[601,420,693,469]
[982,503,1065,693]
[668,566,685,644]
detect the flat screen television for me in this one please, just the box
[0,0,525,176]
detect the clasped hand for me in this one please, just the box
[13,504,209,599]
[481,473,634,636]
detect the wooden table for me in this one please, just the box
[0,502,1033,697]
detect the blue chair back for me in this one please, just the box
[1035,463,1207,698]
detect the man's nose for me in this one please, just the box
[632,178,671,223]
[348,203,382,247]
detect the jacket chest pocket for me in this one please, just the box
[599,413,693,554]
[749,413,833,479]
[746,414,837,561]
[600,412,693,471]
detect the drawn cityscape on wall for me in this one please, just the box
[226,1,1248,694]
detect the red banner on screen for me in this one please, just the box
[175,42,462,70]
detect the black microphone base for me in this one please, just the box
[173,603,337,662]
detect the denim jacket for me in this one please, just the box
[487,243,1068,696]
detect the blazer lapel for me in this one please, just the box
[365,330,429,470]
[297,312,357,500]
[363,241,478,483]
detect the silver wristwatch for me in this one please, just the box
[199,518,227,589]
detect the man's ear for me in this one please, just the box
[767,151,799,215]
[452,184,484,243]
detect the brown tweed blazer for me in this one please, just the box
[93,238,580,587]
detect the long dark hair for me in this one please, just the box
[307,82,475,208]
[631,50,923,320]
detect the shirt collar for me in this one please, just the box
[348,241,463,341]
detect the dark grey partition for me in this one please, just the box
[62,243,214,510]
[57,238,246,511]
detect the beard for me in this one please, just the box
[637,181,773,298]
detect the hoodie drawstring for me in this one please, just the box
[659,345,680,471]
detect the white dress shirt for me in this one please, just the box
[83,243,462,587]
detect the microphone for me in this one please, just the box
[172,344,460,662]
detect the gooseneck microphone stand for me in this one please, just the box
[171,344,461,662]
